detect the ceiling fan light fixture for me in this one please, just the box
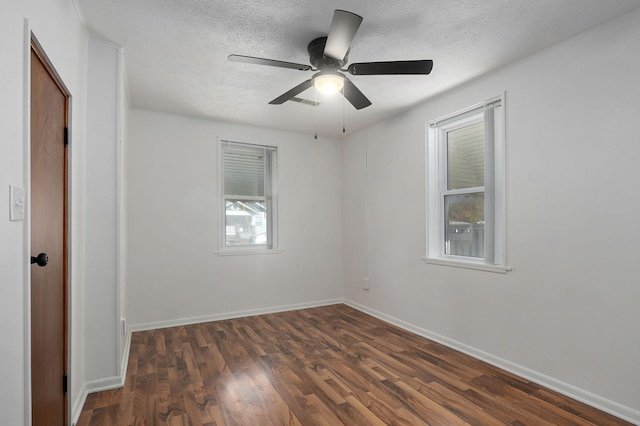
[229,9,432,110]
[313,72,344,95]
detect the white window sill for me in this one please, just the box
[422,257,512,274]
[217,248,284,256]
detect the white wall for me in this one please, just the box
[342,10,640,422]
[84,38,123,386]
[119,46,131,381]
[126,111,344,328]
[0,0,88,424]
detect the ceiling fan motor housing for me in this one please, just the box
[308,37,347,70]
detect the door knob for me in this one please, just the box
[31,253,48,267]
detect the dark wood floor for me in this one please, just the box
[77,304,631,425]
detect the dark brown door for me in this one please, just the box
[30,44,68,426]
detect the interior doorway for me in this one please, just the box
[30,40,69,425]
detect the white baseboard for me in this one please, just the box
[129,298,343,332]
[120,327,132,378]
[344,299,640,425]
[71,385,88,426]
[84,374,125,394]
[70,375,125,425]
[71,328,132,425]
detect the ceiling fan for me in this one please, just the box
[228,9,434,110]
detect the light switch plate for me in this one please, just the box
[10,185,25,221]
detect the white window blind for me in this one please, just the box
[223,146,266,197]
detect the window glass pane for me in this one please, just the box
[225,200,268,246]
[447,122,484,190]
[444,193,484,258]
[223,148,265,196]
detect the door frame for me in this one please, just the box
[24,22,74,425]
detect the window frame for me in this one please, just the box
[425,95,510,273]
[217,138,281,255]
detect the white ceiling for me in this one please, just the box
[76,0,640,138]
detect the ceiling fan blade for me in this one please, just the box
[324,10,363,61]
[269,79,314,104]
[348,60,434,75]
[228,54,311,71]
[343,78,371,110]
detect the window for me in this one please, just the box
[426,96,508,272]
[219,140,278,253]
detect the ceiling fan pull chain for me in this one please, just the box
[342,86,346,134]
[314,88,318,139]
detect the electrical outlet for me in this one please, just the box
[363,277,370,290]
[9,185,25,221]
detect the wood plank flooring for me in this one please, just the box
[77,304,631,425]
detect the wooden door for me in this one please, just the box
[30,44,68,426]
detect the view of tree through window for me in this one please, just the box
[445,193,484,258]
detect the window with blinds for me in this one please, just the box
[442,116,486,259]
[426,96,508,272]
[220,140,278,251]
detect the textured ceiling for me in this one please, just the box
[76,0,640,138]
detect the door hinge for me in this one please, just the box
[63,374,68,394]
[64,127,69,147]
